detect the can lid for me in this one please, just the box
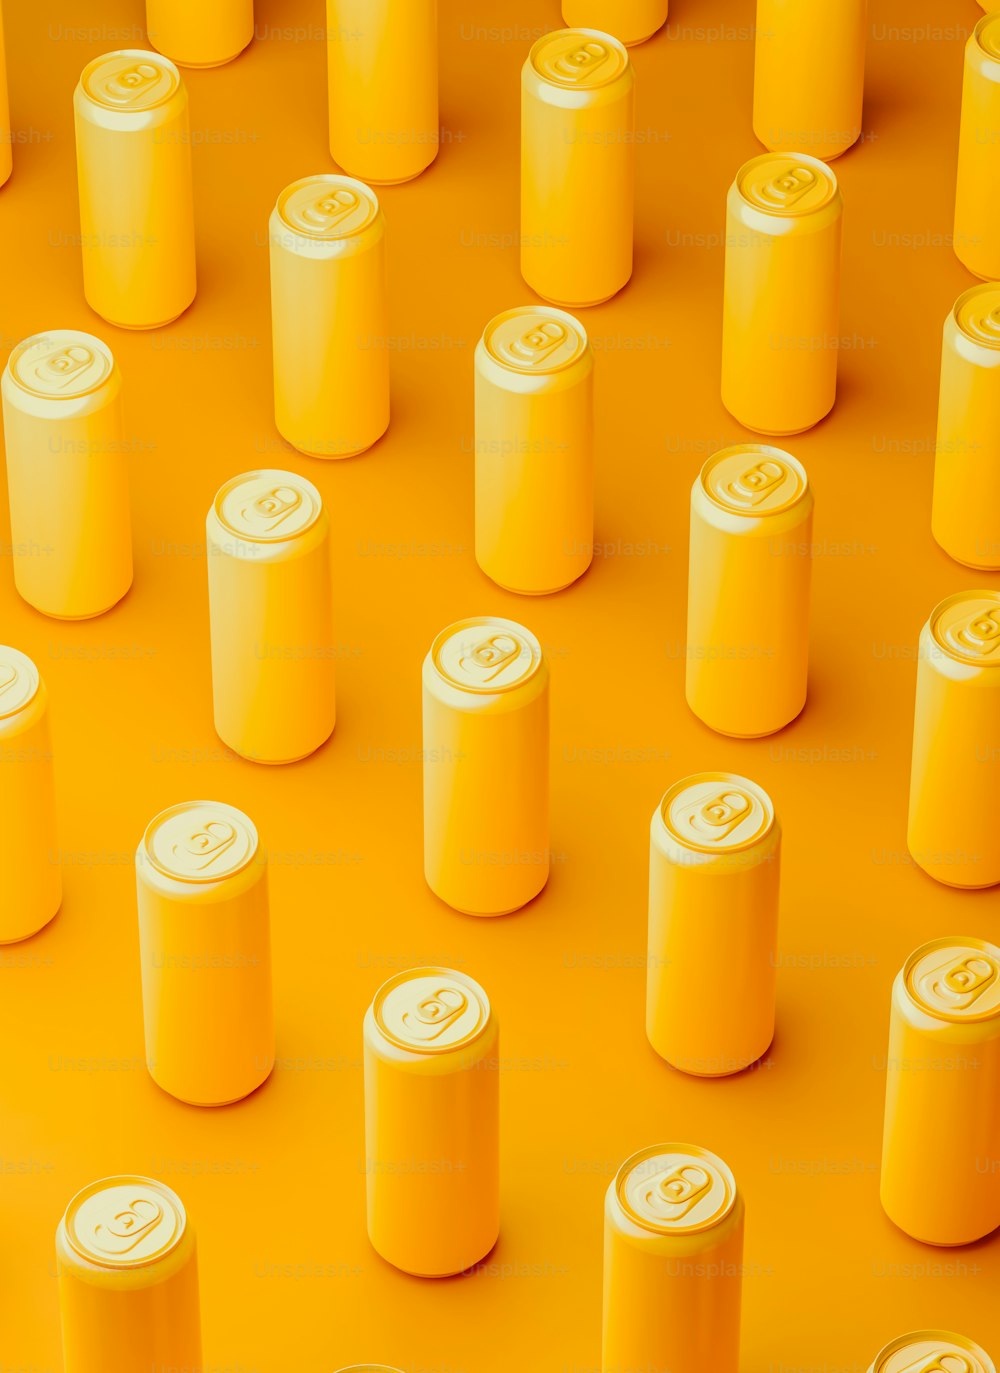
[903,939,1000,1025]
[430,617,543,694]
[975,12,1000,60]
[213,471,323,543]
[80,50,180,112]
[142,801,259,884]
[7,331,114,400]
[276,174,379,240]
[614,1144,737,1236]
[928,590,1000,666]
[63,1175,187,1269]
[483,307,588,375]
[0,647,40,720]
[872,1331,995,1373]
[658,773,774,854]
[699,445,808,517]
[954,285,1000,350]
[373,967,491,1055]
[528,29,629,89]
[737,153,838,217]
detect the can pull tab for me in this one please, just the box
[241,486,303,532]
[301,188,360,232]
[980,307,1000,342]
[460,634,520,684]
[103,62,161,105]
[645,1164,712,1219]
[921,954,999,1012]
[35,345,94,389]
[553,40,610,81]
[687,790,752,842]
[899,1354,974,1373]
[402,987,468,1041]
[0,664,18,698]
[93,1198,164,1255]
[757,166,817,211]
[505,321,567,367]
[727,460,787,507]
[177,820,237,871]
[954,609,1000,658]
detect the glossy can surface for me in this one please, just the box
[955,16,1000,280]
[146,0,253,66]
[560,0,667,46]
[866,1331,996,1373]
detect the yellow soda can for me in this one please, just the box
[363,966,499,1276]
[880,937,1000,1246]
[753,0,867,162]
[57,1175,202,1373]
[907,591,1000,887]
[647,774,780,1076]
[867,1332,996,1373]
[206,470,336,764]
[2,331,132,620]
[135,800,274,1106]
[73,51,196,329]
[955,15,1000,281]
[475,306,593,594]
[0,647,60,944]
[521,30,635,308]
[269,174,389,458]
[0,0,11,188]
[326,0,437,185]
[721,152,843,434]
[603,1144,744,1373]
[933,286,1000,569]
[686,445,813,738]
[422,617,549,915]
[146,0,253,67]
[560,0,667,46]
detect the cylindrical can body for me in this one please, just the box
[866,1331,996,1373]
[0,0,11,188]
[0,648,60,944]
[753,0,867,161]
[73,51,196,329]
[602,1144,744,1373]
[2,331,132,619]
[146,0,253,67]
[955,17,1000,281]
[933,288,1000,569]
[474,306,593,594]
[57,1176,201,1373]
[647,773,780,1076]
[907,591,1000,887]
[135,800,274,1106]
[560,0,667,46]
[206,470,336,764]
[521,30,635,308]
[422,617,549,915]
[269,175,389,458]
[880,938,1000,1246]
[721,152,842,434]
[686,445,814,737]
[326,0,437,184]
[364,967,499,1276]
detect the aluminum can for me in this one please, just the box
[560,0,667,46]
[955,15,1000,281]
[0,0,11,188]
[475,305,593,594]
[867,1332,996,1373]
[363,966,499,1276]
[146,0,253,67]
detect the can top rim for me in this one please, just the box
[79,49,182,113]
[927,590,1000,667]
[871,1330,994,1373]
[902,937,1000,1025]
[527,28,630,90]
[372,966,492,1055]
[63,1175,187,1270]
[0,646,40,720]
[141,800,259,884]
[481,306,589,375]
[429,617,543,694]
[735,151,839,218]
[613,1143,738,1236]
[275,174,381,241]
[7,330,116,401]
[952,283,1000,351]
[974,11,1000,61]
[698,444,809,517]
[212,470,323,543]
[657,772,775,854]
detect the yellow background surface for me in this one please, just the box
[1,0,998,1368]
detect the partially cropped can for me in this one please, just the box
[521,29,635,307]
[364,966,499,1276]
[73,50,196,329]
[146,0,253,66]
[326,0,437,184]
[207,470,336,763]
[475,306,593,594]
[721,152,843,434]
[907,591,1000,887]
[686,445,813,737]
[269,174,389,458]
[753,0,867,161]
[0,647,60,944]
[2,331,132,619]
[867,1331,996,1373]
[0,0,11,188]
[422,617,549,915]
[647,774,780,1076]
[560,0,667,46]
[955,15,1000,281]
[880,937,1000,1246]
[603,1144,744,1373]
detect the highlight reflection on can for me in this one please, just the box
[57,1175,202,1373]
[866,1331,996,1373]
[0,647,60,945]
[647,773,780,1076]
[206,470,336,764]
[880,937,1000,1246]
[136,800,274,1105]
[475,306,593,594]
[560,0,667,46]
[955,16,1000,281]
[422,617,549,915]
[364,966,499,1276]
[603,1144,744,1373]
[2,331,132,619]
[0,1,11,188]
[326,0,437,184]
[521,29,635,308]
[269,174,389,458]
[73,50,196,329]
[686,445,813,738]
[146,0,253,67]
[933,287,1000,569]
[753,0,867,161]
[721,152,843,434]
[907,591,1000,887]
